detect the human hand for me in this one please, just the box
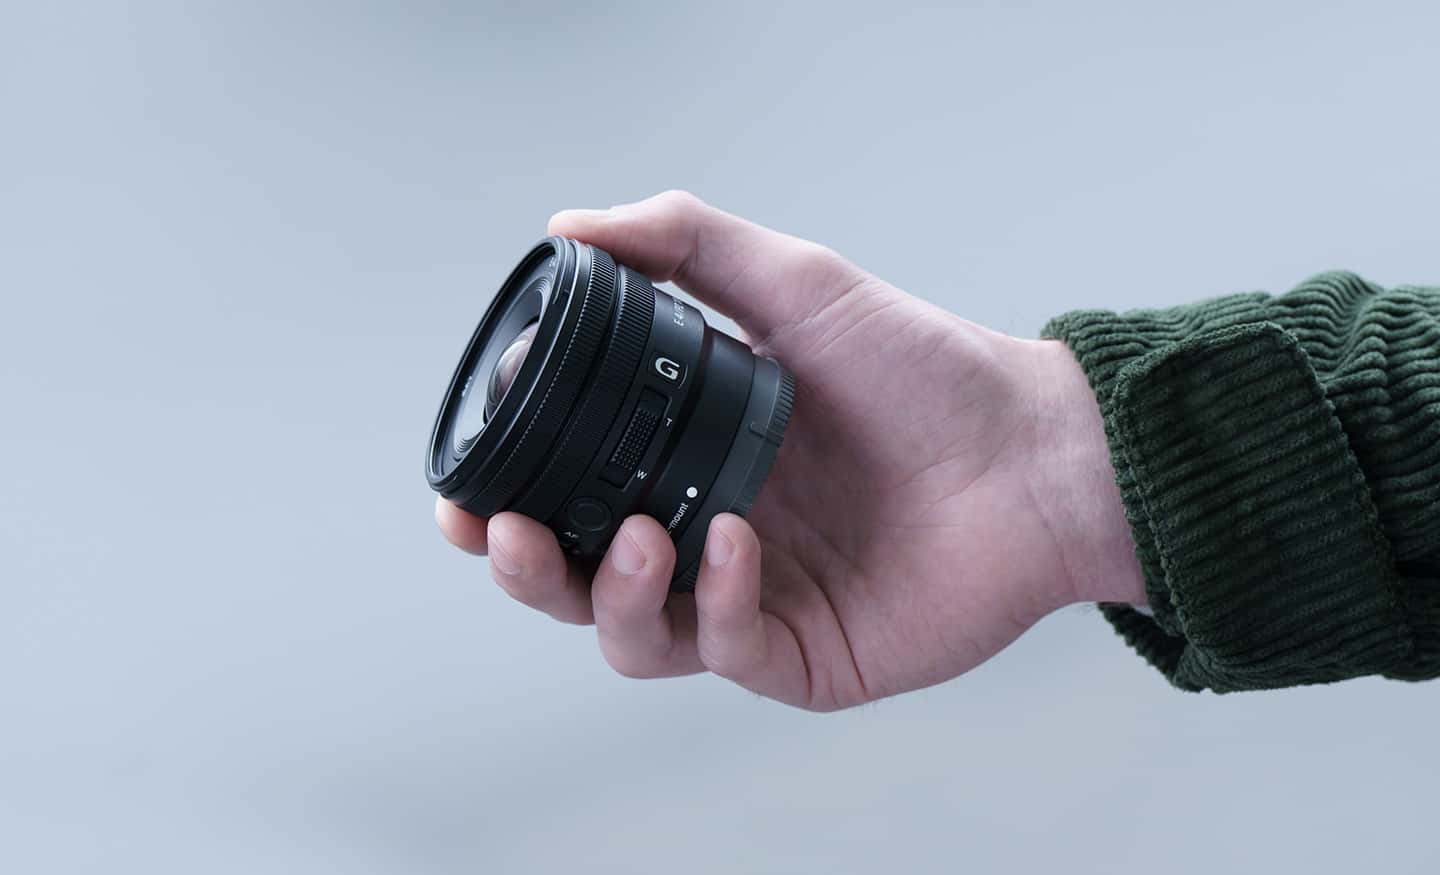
[436,191,1144,710]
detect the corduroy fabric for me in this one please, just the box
[1043,272,1440,692]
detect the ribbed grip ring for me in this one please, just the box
[509,257,656,520]
[730,366,795,519]
[464,246,617,513]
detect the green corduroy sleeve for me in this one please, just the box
[1042,272,1440,692]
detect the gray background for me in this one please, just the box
[3,2,1437,872]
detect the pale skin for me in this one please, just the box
[436,191,1146,711]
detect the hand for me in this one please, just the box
[436,191,1144,711]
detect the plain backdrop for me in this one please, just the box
[3,2,1438,873]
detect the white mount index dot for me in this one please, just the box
[685,486,698,499]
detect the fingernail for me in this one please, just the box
[489,538,521,576]
[705,526,735,568]
[610,531,647,576]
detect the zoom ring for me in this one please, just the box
[509,256,655,521]
[467,245,617,512]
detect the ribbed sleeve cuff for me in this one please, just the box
[1042,317,1413,692]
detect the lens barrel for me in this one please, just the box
[427,237,794,590]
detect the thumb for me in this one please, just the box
[547,190,861,341]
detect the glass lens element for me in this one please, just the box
[485,321,538,420]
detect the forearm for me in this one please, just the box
[1045,272,1440,692]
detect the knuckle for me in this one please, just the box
[552,609,595,627]
[606,652,661,680]
[699,640,759,682]
[652,189,706,219]
[611,663,653,680]
[600,637,669,680]
[798,241,852,278]
[493,570,546,604]
[492,558,560,600]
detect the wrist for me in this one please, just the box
[1022,338,1146,606]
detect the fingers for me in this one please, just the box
[437,500,591,623]
[591,516,703,678]
[694,514,811,707]
[484,512,595,625]
[435,497,488,555]
[439,501,806,699]
[548,190,862,340]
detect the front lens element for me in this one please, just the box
[450,259,553,455]
[486,321,537,419]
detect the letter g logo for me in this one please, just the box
[654,356,682,382]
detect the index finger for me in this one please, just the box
[547,190,860,341]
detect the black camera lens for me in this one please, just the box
[427,237,795,590]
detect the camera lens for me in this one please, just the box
[427,237,794,590]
